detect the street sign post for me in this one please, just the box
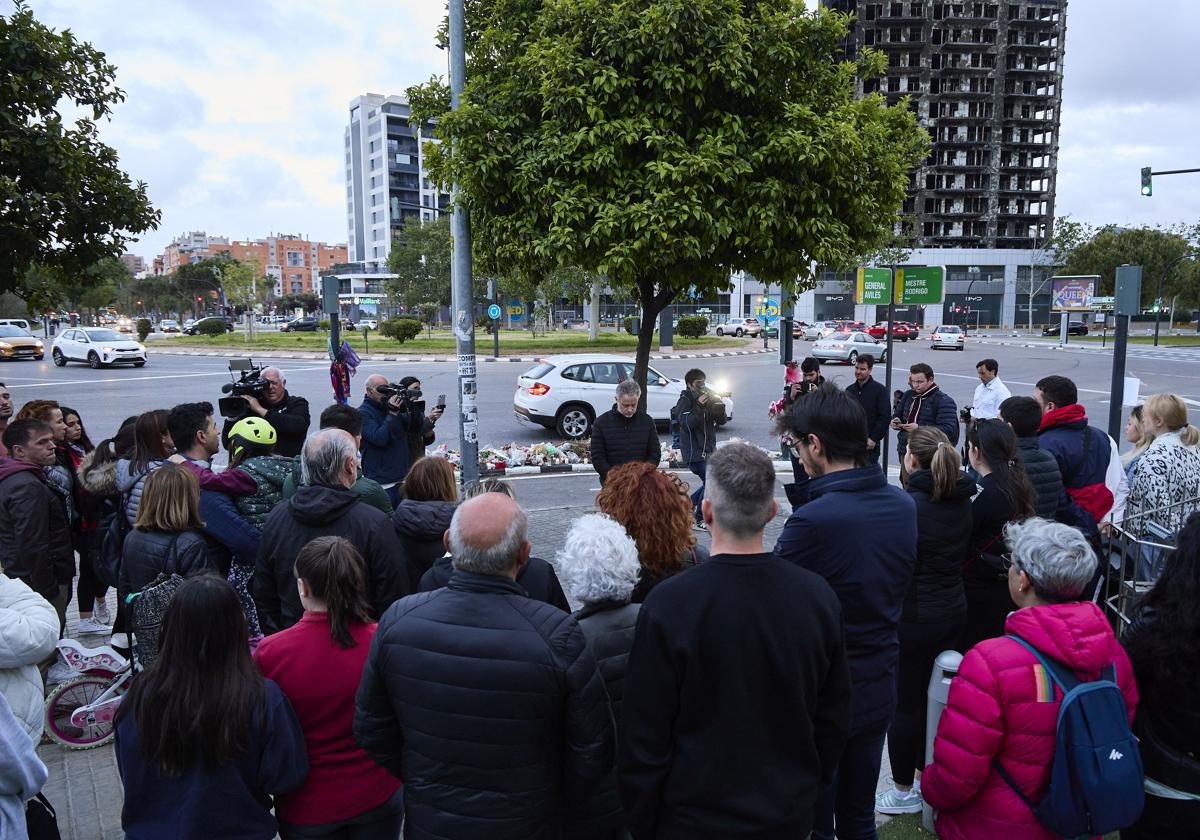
[895,267,946,305]
[487,303,501,320]
[1108,266,1142,441]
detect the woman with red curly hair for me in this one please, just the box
[597,461,708,602]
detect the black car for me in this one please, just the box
[183,316,236,335]
[281,316,320,332]
[1042,321,1089,336]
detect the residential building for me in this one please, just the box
[156,231,347,296]
[344,93,451,268]
[119,254,146,277]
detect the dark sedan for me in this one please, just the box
[281,316,320,332]
[182,316,235,335]
[1043,321,1089,336]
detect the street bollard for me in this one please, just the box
[923,649,963,835]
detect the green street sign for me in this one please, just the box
[895,266,946,305]
[855,268,892,305]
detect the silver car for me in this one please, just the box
[930,325,966,351]
[802,321,839,341]
[811,331,887,365]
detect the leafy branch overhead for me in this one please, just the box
[0,2,160,298]
[408,0,927,390]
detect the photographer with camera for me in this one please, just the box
[674,368,726,530]
[221,366,310,459]
[359,374,422,506]
[397,376,445,466]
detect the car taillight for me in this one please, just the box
[528,382,550,396]
[957,335,965,341]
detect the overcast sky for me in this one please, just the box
[25,0,1200,260]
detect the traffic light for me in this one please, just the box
[1141,166,1153,196]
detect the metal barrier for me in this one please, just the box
[922,649,963,835]
[1103,494,1200,632]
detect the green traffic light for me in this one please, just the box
[1140,166,1153,197]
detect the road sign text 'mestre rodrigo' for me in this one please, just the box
[895,266,946,305]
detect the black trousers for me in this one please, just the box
[959,576,1013,652]
[1122,794,1200,839]
[887,614,966,786]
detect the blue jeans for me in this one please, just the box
[812,720,889,840]
[688,460,706,521]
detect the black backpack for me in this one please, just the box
[95,494,130,588]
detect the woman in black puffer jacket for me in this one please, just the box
[119,464,212,601]
[878,426,974,816]
[393,457,459,592]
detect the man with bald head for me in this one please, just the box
[355,491,616,838]
[358,373,422,505]
[254,428,408,634]
[222,365,310,458]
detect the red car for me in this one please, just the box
[867,322,912,342]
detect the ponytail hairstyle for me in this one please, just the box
[906,426,961,500]
[293,536,372,649]
[967,419,1036,518]
[1143,393,1200,447]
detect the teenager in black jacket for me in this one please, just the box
[846,354,891,465]
[999,396,1064,519]
[878,427,974,815]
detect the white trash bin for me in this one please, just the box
[922,649,963,835]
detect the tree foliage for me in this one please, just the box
[409,0,928,392]
[1057,222,1200,308]
[386,216,454,307]
[0,2,159,298]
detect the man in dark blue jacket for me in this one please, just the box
[359,374,419,505]
[892,362,958,483]
[775,385,917,840]
[354,492,614,839]
[673,368,725,528]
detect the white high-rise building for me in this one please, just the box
[344,93,451,268]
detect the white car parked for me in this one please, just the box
[514,354,734,440]
[52,327,147,368]
[802,321,840,341]
[810,331,888,365]
[930,324,967,351]
[713,318,762,337]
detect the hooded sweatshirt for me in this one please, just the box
[392,499,458,591]
[253,484,410,635]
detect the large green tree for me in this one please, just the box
[386,216,454,308]
[408,0,927,391]
[0,2,159,299]
[1058,223,1200,309]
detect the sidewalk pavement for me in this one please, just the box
[40,474,900,839]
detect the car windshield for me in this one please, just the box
[827,332,851,340]
[0,326,31,337]
[84,329,124,341]
[938,326,961,334]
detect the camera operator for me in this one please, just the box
[221,366,310,458]
[397,376,445,466]
[674,368,726,530]
[359,374,422,506]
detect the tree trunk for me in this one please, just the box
[589,278,600,341]
[632,279,676,414]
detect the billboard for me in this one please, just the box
[1050,275,1100,311]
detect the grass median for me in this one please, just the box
[158,329,742,355]
[1069,333,1200,347]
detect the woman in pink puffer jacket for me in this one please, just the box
[922,518,1138,840]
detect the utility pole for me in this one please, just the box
[449,0,479,484]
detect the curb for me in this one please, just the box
[145,347,775,363]
[478,459,795,478]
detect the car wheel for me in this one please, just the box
[555,405,593,440]
[734,328,743,337]
[847,350,858,366]
[87,352,103,369]
[901,336,908,343]
[715,328,723,336]
[52,349,66,367]
[133,361,146,368]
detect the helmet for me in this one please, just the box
[228,416,277,449]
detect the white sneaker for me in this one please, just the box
[76,617,111,635]
[45,661,76,685]
[93,601,112,625]
[875,785,923,815]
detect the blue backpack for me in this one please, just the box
[995,635,1144,838]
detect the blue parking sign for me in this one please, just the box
[487,303,501,320]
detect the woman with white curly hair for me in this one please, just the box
[555,513,640,840]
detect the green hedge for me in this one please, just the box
[623,316,639,335]
[136,318,152,341]
[676,315,709,338]
[380,318,423,343]
[197,319,227,336]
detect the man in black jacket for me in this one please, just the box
[222,366,310,458]
[674,369,725,527]
[590,380,660,484]
[846,354,890,465]
[892,362,959,483]
[254,429,408,634]
[620,442,851,839]
[354,491,614,839]
[1000,395,1064,519]
[0,419,75,627]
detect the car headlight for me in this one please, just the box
[35,341,43,349]
[0,343,10,350]
[103,346,115,352]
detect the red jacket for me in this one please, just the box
[922,602,1138,840]
[253,612,400,825]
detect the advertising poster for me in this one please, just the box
[1050,275,1100,311]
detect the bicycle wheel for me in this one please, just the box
[44,676,121,749]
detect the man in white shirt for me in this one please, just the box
[969,358,1011,421]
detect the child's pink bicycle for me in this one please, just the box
[43,638,133,749]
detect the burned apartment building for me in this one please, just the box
[823,0,1067,249]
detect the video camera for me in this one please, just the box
[375,381,425,415]
[960,405,972,424]
[219,358,268,420]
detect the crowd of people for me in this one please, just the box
[0,351,1197,839]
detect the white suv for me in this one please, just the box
[514,354,734,440]
[714,318,762,337]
